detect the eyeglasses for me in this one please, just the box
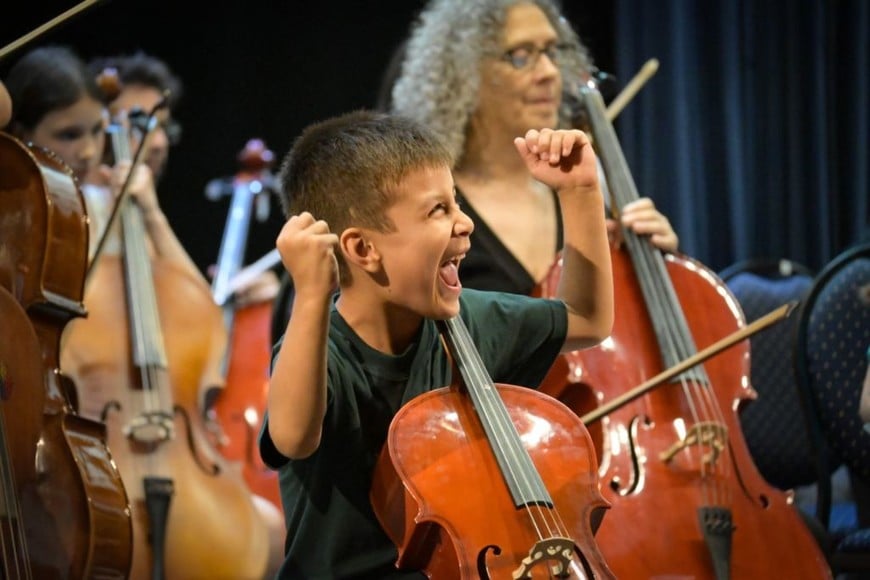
[500,42,570,71]
[127,107,183,146]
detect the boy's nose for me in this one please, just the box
[455,208,475,237]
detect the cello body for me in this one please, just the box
[213,300,279,507]
[371,317,614,579]
[208,138,282,513]
[539,250,831,578]
[213,300,285,579]
[0,132,132,579]
[537,84,831,578]
[61,255,270,580]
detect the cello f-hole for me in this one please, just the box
[476,544,501,580]
[173,405,220,476]
[100,399,122,423]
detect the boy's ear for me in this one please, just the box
[340,227,381,272]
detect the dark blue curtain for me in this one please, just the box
[612,1,868,272]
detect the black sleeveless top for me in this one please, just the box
[457,187,564,296]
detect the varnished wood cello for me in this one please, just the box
[207,138,285,577]
[60,104,269,579]
[538,81,831,578]
[371,315,614,579]
[208,138,282,513]
[0,131,132,578]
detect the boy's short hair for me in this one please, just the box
[278,110,453,280]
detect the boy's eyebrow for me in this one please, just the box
[414,188,455,210]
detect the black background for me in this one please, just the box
[2,1,614,275]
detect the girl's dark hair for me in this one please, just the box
[6,45,103,132]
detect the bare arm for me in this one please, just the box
[143,209,205,283]
[267,212,339,459]
[109,161,206,286]
[514,129,614,352]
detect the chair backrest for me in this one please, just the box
[721,258,820,489]
[795,242,870,527]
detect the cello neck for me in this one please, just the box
[577,85,703,374]
[109,120,170,373]
[209,138,276,310]
[210,181,257,310]
[437,316,553,509]
[578,86,642,213]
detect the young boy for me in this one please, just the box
[259,110,613,578]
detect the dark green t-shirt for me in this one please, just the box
[259,289,567,579]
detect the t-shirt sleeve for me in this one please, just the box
[460,289,567,388]
[258,335,340,471]
[259,336,288,470]
[258,411,287,470]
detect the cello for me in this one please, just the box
[537,81,831,578]
[208,138,282,512]
[60,106,269,579]
[0,131,132,578]
[371,315,614,579]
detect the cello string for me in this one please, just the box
[458,321,569,545]
[115,119,175,461]
[616,184,728,507]
[583,84,731,509]
[632,238,722,505]
[445,318,553,539]
[126,202,173,479]
[0,412,27,579]
[128,126,177,434]
[586,84,708,442]
[111,124,157,483]
[621,228,712,491]
[445,318,550,537]
[638,244,734,506]
[448,317,566,541]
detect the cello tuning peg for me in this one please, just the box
[255,191,271,222]
[204,177,233,201]
[591,69,620,103]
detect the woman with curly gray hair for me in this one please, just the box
[392,0,678,295]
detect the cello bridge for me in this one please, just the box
[659,421,727,466]
[123,411,175,444]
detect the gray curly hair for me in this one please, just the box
[391,0,593,167]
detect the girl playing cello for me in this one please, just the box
[6,44,271,579]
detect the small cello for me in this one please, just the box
[371,315,614,579]
[208,138,282,512]
[538,81,831,578]
[0,131,132,579]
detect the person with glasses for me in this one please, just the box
[88,51,281,308]
[390,0,678,296]
[88,51,183,184]
[83,49,286,570]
